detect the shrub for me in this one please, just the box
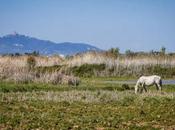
[61,75,80,86]
[71,64,106,77]
[68,77,80,86]
[121,84,130,90]
[27,56,36,70]
[108,47,120,57]
[125,50,135,57]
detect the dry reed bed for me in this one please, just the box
[1,70,79,85]
[1,52,175,69]
[65,52,175,77]
[1,52,175,68]
[1,52,175,82]
[66,51,175,68]
[0,60,79,85]
[0,55,77,84]
[0,55,63,67]
[1,90,174,103]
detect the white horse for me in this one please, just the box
[135,75,162,94]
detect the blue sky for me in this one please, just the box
[0,0,175,52]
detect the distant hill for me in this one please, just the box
[0,33,101,56]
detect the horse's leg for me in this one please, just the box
[139,87,143,93]
[138,83,144,93]
[159,79,162,91]
[155,84,159,90]
[143,85,147,93]
[135,84,139,94]
[141,83,147,93]
[155,83,162,91]
[135,85,138,94]
[156,83,162,91]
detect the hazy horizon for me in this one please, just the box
[0,0,175,52]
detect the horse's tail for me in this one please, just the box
[159,79,162,87]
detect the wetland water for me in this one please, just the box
[104,80,175,85]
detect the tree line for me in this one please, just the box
[108,46,175,57]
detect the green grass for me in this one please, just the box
[0,79,175,129]
[70,63,106,77]
[0,81,131,93]
[1,80,174,93]
[1,98,174,130]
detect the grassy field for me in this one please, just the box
[0,78,175,130]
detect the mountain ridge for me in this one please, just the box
[0,33,101,56]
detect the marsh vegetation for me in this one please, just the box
[0,79,175,129]
[0,51,175,129]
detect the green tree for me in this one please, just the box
[108,47,120,56]
[32,51,40,56]
[125,49,134,57]
[160,46,166,55]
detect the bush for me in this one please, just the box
[27,56,36,70]
[108,47,120,57]
[146,65,175,78]
[71,64,106,77]
[121,84,130,90]
[68,77,80,86]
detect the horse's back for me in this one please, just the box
[141,75,161,80]
[152,75,161,80]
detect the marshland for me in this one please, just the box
[1,0,175,129]
[0,51,175,130]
